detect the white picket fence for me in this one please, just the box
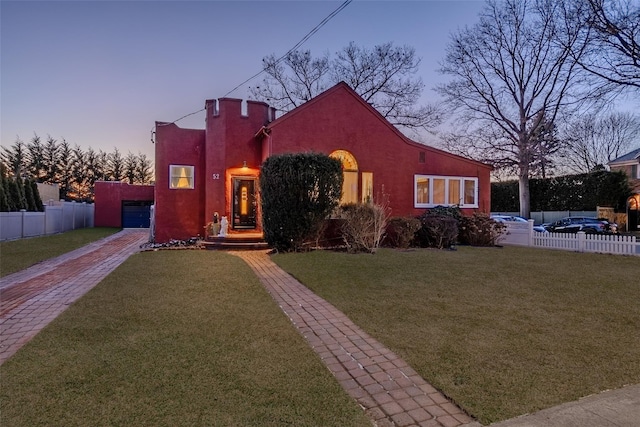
[498,220,639,256]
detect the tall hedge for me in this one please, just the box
[0,164,45,212]
[492,170,631,212]
[260,153,343,252]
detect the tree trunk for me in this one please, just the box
[518,170,531,219]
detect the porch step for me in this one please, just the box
[202,234,269,251]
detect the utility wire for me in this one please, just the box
[156,0,352,131]
[222,0,352,98]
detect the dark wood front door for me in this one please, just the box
[232,178,257,229]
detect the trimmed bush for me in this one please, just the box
[458,213,505,246]
[415,214,459,250]
[260,153,342,252]
[383,217,421,249]
[414,207,461,249]
[425,205,462,221]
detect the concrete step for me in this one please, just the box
[203,235,269,251]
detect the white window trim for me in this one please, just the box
[169,165,195,190]
[414,175,479,208]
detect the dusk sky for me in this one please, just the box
[3,0,634,164]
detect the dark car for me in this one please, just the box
[545,217,618,234]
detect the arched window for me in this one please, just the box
[329,150,358,204]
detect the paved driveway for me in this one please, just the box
[0,229,149,364]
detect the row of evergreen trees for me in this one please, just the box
[0,164,45,212]
[1,134,153,204]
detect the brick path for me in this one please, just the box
[0,229,149,365]
[233,250,480,427]
[2,232,478,426]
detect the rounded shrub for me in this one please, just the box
[260,153,342,252]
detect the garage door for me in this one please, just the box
[122,201,152,228]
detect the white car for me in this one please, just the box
[491,215,548,233]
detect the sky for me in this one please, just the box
[1,0,494,161]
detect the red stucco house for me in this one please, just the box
[153,82,492,243]
[94,181,154,228]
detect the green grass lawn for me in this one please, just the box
[0,227,119,277]
[0,251,370,427]
[272,246,640,424]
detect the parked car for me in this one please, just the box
[544,217,618,234]
[490,215,548,233]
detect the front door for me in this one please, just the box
[232,178,257,229]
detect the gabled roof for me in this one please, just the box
[264,82,492,170]
[609,147,640,164]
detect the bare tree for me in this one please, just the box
[576,0,640,90]
[560,111,640,173]
[251,42,442,132]
[437,0,598,218]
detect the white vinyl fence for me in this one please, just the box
[0,202,94,241]
[498,220,639,256]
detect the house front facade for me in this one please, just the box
[609,147,640,231]
[153,82,492,243]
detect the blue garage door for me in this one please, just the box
[122,201,152,228]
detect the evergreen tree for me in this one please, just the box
[95,150,109,181]
[43,135,61,183]
[0,164,10,212]
[70,145,88,201]
[27,134,46,181]
[7,179,20,211]
[124,152,137,184]
[1,137,27,176]
[24,178,37,211]
[31,179,44,211]
[9,175,27,210]
[108,148,124,181]
[58,139,74,200]
[136,153,153,184]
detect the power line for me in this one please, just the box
[222,0,352,98]
[156,0,352,132]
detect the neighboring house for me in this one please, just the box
[153,82,492,243]
[609,147,640,231]
[36,182,59,205]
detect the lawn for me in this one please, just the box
[0,227,119,277]
[272,246,640,425]
[0,251,370,427]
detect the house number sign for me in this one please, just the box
[212,173,220,180]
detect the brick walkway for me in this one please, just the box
[0,229,149,365]
[233,250,480,427]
